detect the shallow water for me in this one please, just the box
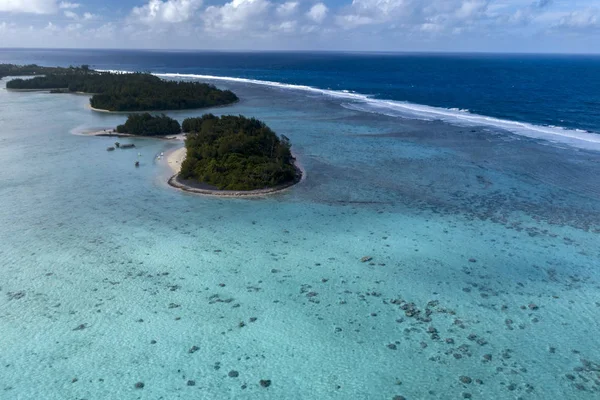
[0,76,599,399]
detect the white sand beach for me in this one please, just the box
[166,146,187,174]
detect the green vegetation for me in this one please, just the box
[0,64,77,79]
[180,114,298,191]
[116,114,181,136]
[4,64,238,112]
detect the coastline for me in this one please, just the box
[76,128,185,141]
[7,88,93,95]
[165,146,304,198]
[6,88,64,92]
[88,98,240,114]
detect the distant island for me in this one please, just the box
[0,63,71,79]
[2,64,238,112]
[168,114,301,193]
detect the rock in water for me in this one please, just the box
[259,379,271,388]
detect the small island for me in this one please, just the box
[168,114,301,195]
[116,113,181,136]
[3,64,238,112]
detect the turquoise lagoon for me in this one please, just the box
[0,76,599,399]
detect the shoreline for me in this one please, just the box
[7,88,93,95]
[165,146,304,198]
[88,98,240,114]
[6,88,64,92]
[76,128,185,141]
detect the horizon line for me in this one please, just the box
[1,47,600,56]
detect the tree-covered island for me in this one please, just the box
[116,113,181,136]
[0,64,74,79]
[177,114,300,191]
[3,64,238,112]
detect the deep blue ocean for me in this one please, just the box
[1,49,599,399]
[2,49,600,136]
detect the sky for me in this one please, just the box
[0,0,599,52]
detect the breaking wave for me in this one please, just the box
[101,70,600,151]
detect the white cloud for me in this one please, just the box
[64,10,78,19]
[556,8,599,30]
[335,13,373,28]
[270,19,296,33]
[495,0,556,26]
[420,22,443,32]
[276,1,297,17]
[1,0,599,51]
[66,22,82,31]
[335,0,495,31]
[58,1,79,8]
[45,21,59,31]
[132,0,203,24]
[90,22,116,39]
[203,0,271,33]
[0,0,57,14]
[63,10,97,21]
[307,3,327,23]
[454,1,489,20]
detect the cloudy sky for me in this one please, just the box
[0,0,598,52]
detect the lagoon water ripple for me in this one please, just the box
[0,62,599,399]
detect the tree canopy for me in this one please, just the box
[4,65,238,112]
[179,114,298,191]
[0,64,73,79]
[116,114,181,136]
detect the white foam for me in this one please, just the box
[99,69,600,151]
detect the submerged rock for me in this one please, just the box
[7,291,26,300]
[134,382,144,389]
[259,379,272,388]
